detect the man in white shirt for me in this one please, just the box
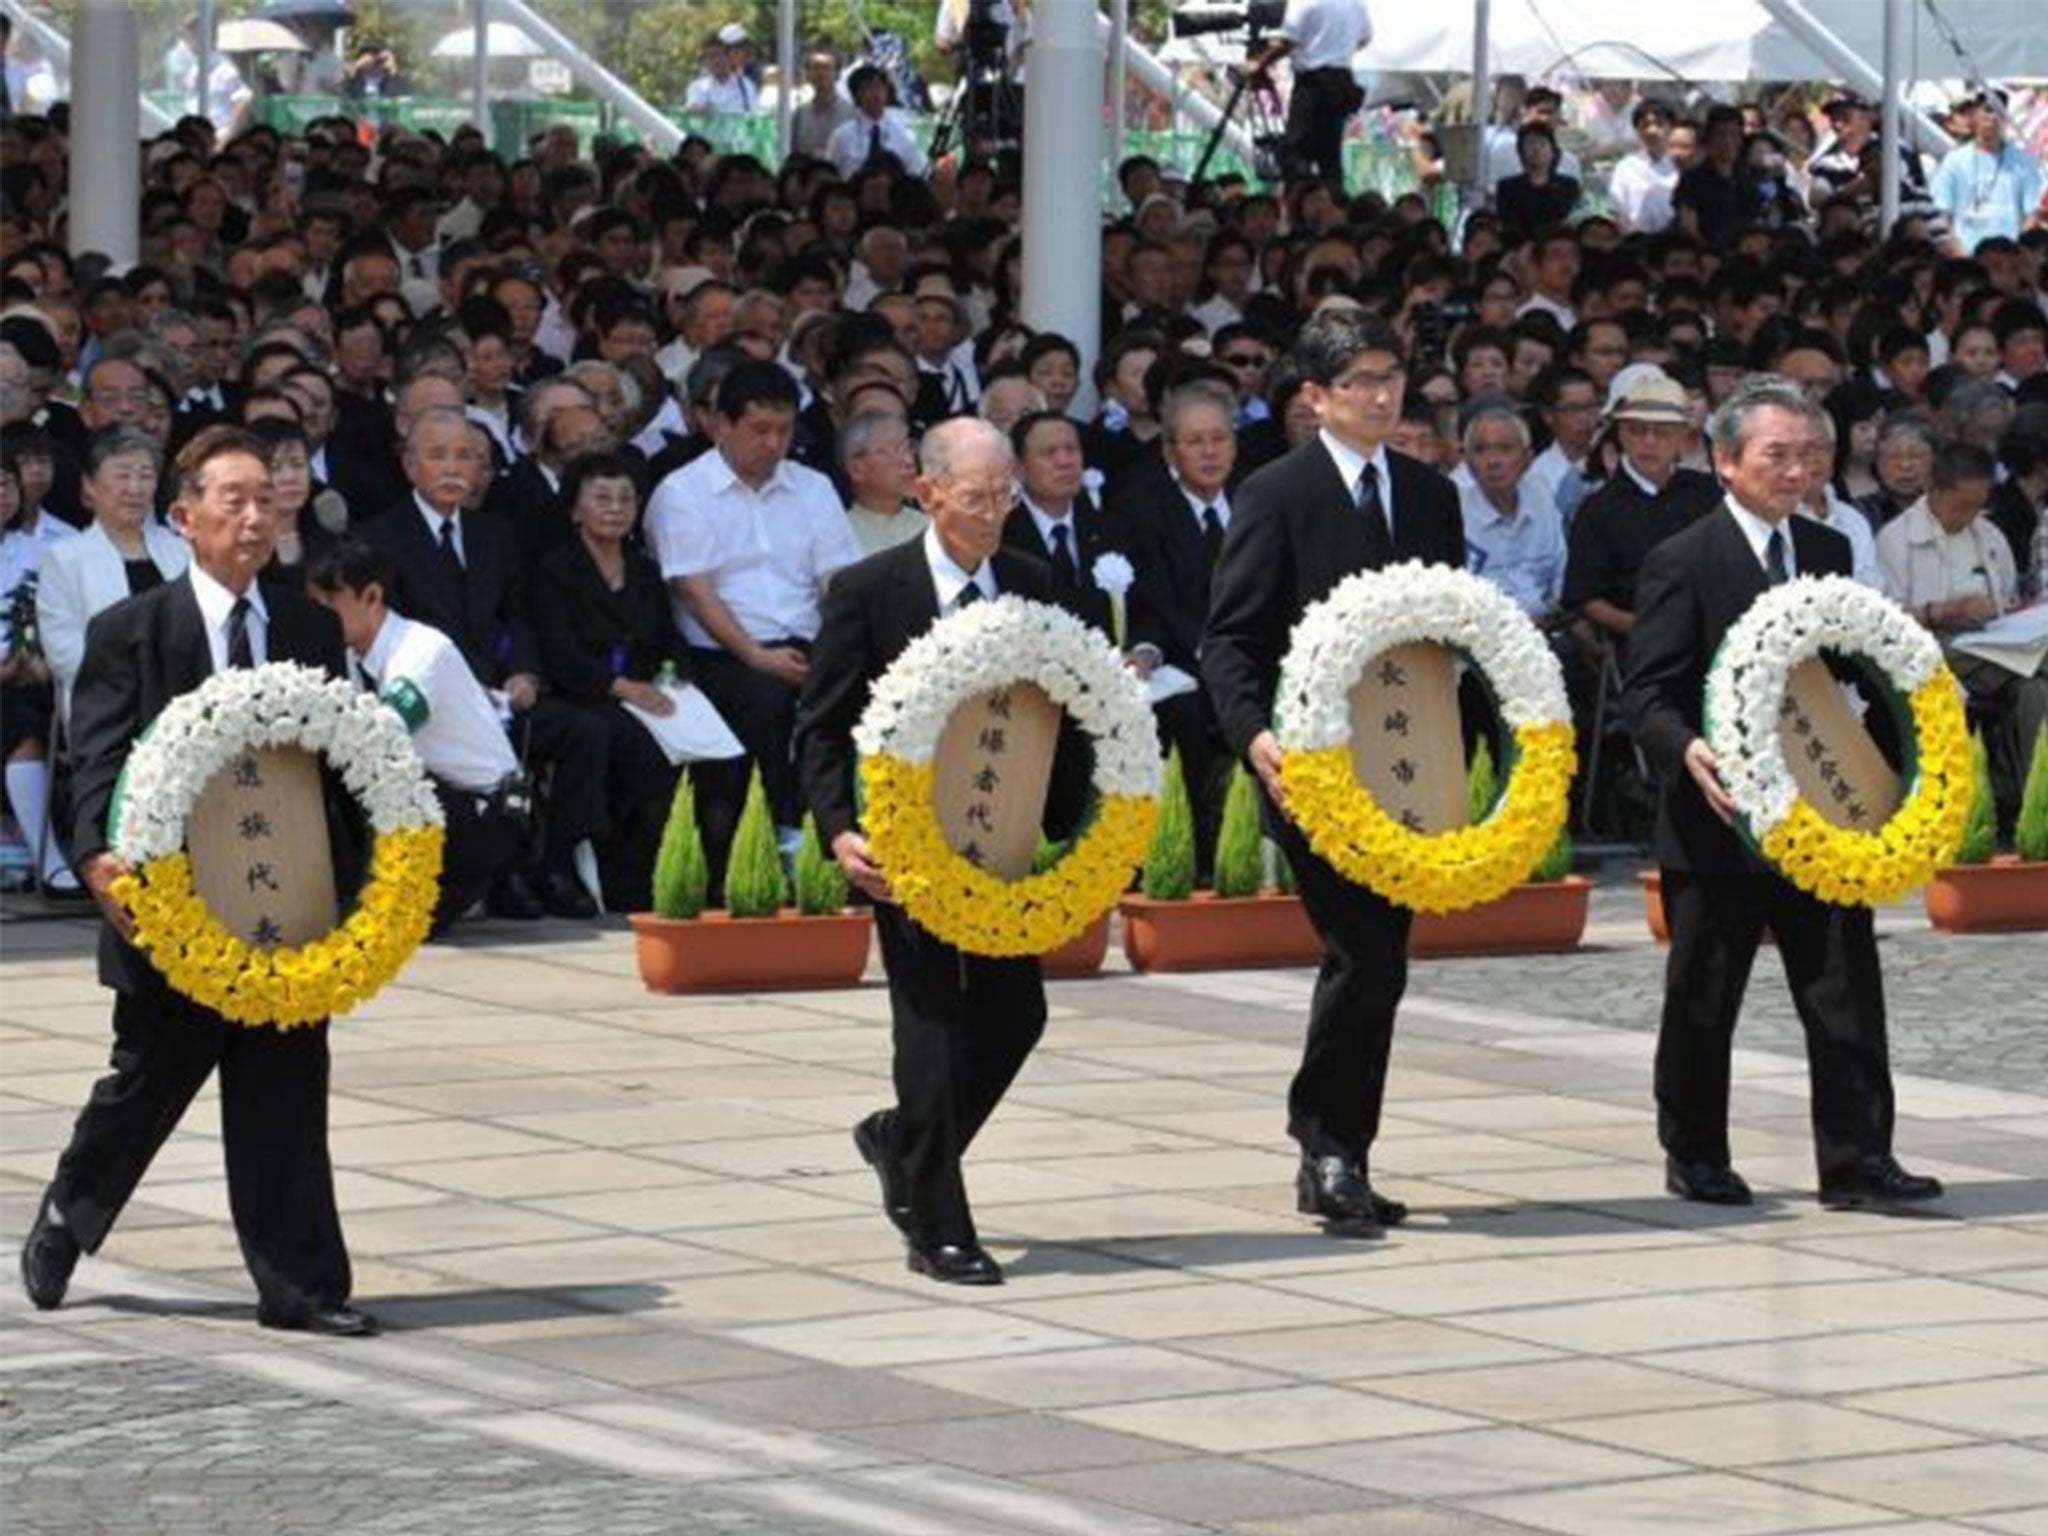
[1251,0,1372,187]
[307,540,523,935]
[684,24,758,114]
[827,66,928,179]
[647,361,863,843]
[1607,99,1681,234]
[1524,366,1603,521]
[1458,402,1566,619]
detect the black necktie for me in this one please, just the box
[955,579,981,610]
[226,597,254,670]
[1048,523,1077,590]
[1765,527,1790,586]
[1356,463,1392,561]
[1200,504,1225,566]
[437,516,464,574]
[867,123,883,165]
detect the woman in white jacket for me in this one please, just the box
[35,425,188,723]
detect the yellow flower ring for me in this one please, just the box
[107,662,445,1028]
[855,596,1160,957]
[1275,562,1575,913]
[1704,576,1972,906]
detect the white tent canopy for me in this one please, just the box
[1366,0,2048,83]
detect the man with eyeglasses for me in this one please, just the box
[1204,308,1465,1238]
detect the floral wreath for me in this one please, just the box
[109,663,445,1028]
[1704,576,1971,906]
[856,596,1160,956]
[1276,562,1575,913]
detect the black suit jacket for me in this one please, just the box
[67,574,351,992]
[794,538,1091,852]
[1203,438,1466,758]
[362,500,540,686]
[534,539,690,702]
[1621,505,1853,873]
[1113,462,1225,673]
[481,457,572,562]
[1000,495,1117,636]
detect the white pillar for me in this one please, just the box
[777,0,798,164]
[472,0,491,148]
[70,1,140,265]
[197,0,216,122]
[1108,0,1128,185]
[1469,0,1492,208]
[1021,0,1102,411]
[1880,0,1905,235]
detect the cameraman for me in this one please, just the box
[1250,0,1372,186]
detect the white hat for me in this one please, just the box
[715,22,750,46]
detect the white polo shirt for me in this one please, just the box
[359,612,518,794]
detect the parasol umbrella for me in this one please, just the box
[253,0,356,20]
[432,21,545,59]
[215,18,312,53]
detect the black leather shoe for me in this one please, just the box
[1665,1157,1754,1205]
[257,1301,379,1337]
[1820,1155,1944,1210]
[20,1206,79,1311]
[852,1112,912,1236]
[486,870,545,921]
[907,1242,1003,1285]
[1296,1156,1385,1236]
[541,869,598,920]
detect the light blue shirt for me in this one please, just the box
[1460,478,1565,618]
[1930,140,2043,252]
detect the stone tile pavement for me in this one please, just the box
[2,877,2045,1535]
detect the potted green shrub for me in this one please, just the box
[1119,757,1320,971]
[629,770,873,991]
[1926,726,2048,933]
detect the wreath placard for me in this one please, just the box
[1704,576,1971,905]
[856,597,1159,956]
[109,663,444,1027]
[1276,562,1575,913]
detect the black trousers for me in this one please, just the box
[515,695,610,862]
[47,976,351,1312]
[873,903,1045,1248]
[434,778,524,930]
[1280,67,1358,186]
[1657,867,1894,1183]
[1270,808,1413,1166]
[591,700,683,912]
[689,643,806,832]
[1155,691,1234,886]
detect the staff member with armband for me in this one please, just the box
[1249,0,1374,188]
[307,539,525,936]
[1622,376,1943,1214]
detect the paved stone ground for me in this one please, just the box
[4,871,2046,1535]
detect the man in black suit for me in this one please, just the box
[361,407,607,919]
[1622,375,1943,1212]
[795,418,1090,1287]
[20,426,373,1335]
[1204,308,1467,1237]
[1001,411,1116,635]
[1118,377,1241,881]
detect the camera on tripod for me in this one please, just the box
[1170,0,1286,42]
[961,0,1011,79]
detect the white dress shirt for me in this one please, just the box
[1797,493,1883,590]
[188,565,268,674]
[686,70,757,113]
[359,613,518,794]
[1281,0,1373,70]
[1724,497,1799,580]
[1318,429,1397,542]
[827,110,928,179]
[923,523,996,613]
[1459,477,1566,617]
[1523,441,1585,521]
[648,449,863,647]
[1607,151,1679,233]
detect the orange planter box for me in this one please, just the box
[1924,856,2048,933]
[629,910,873,992]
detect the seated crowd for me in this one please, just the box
[2,72,2046,920]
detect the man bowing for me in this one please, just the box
[796,418,1090,1286]
[1203,308,1465,1236]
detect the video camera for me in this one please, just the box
[1170,0,1286,42]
